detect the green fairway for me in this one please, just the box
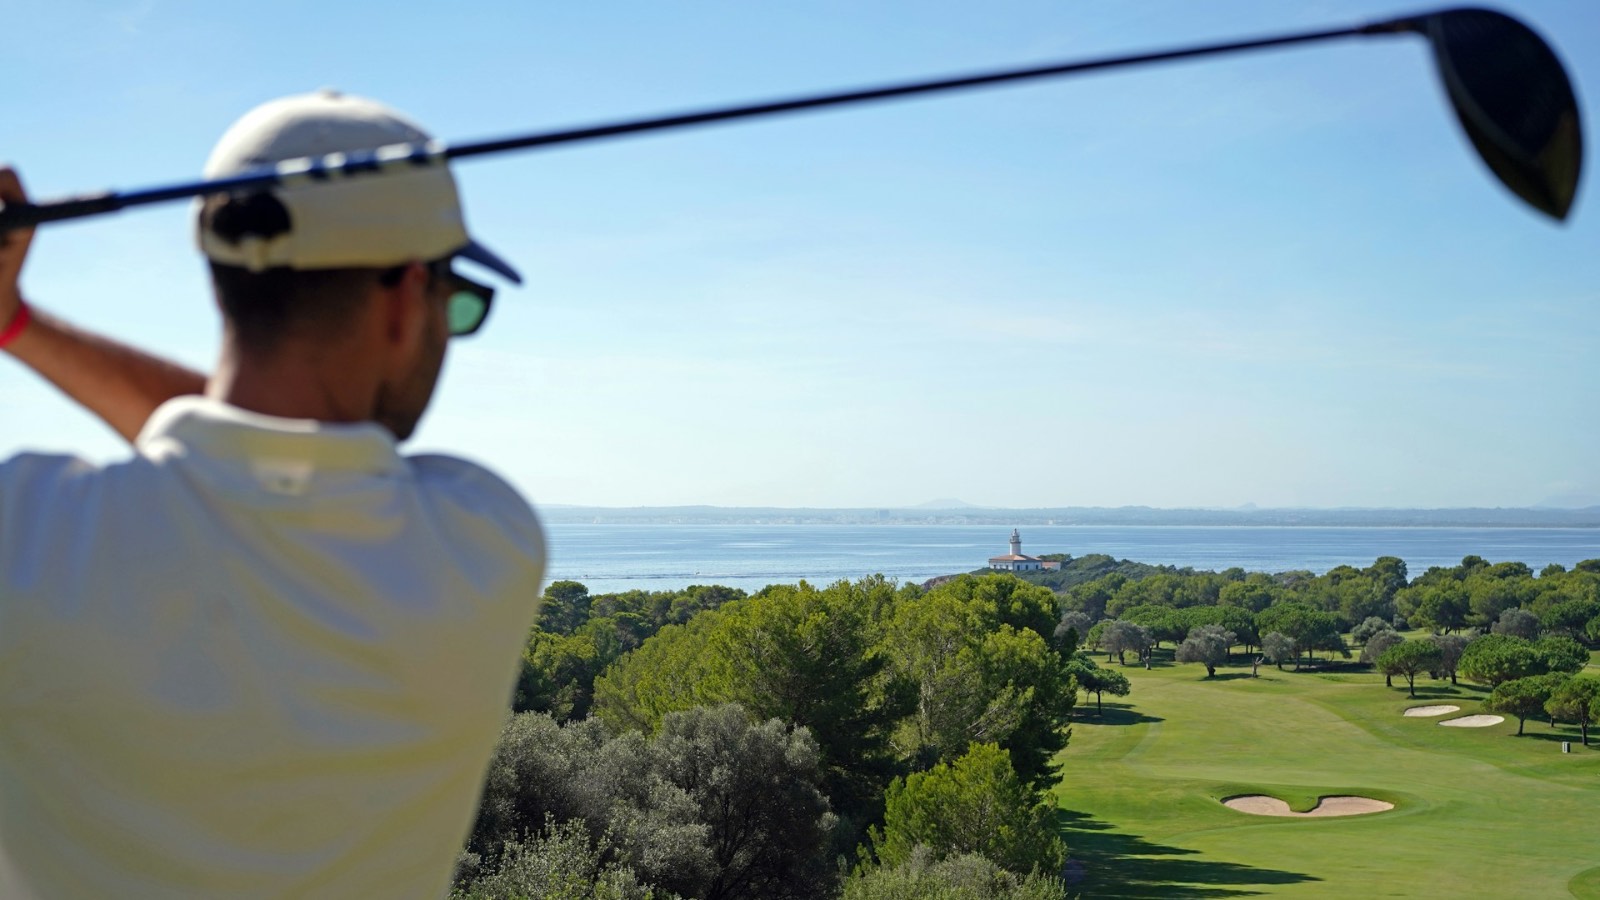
[1055,653,1600,898]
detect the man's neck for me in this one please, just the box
[209,341,379,426]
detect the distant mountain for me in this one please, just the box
[910,498,981,509]
[1535,490,1600,509]
[538,505,1600,527]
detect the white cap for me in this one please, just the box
[197,90,520,283]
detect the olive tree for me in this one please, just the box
[844,848,1069,900]
[1175,625,1236,677]
[1260,632,1298,670]
[1101,620,1152,666]
[464,707,838,900]
[1362,630,1405,686]
[453,818,657,900]
[1053,611,1093,650]
[1491,608,1541,641]
[1350,616,1395,646]
[1427,633,1471,685]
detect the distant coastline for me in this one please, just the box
[539,505,1600,528]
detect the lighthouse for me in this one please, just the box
[988,528,1057,571]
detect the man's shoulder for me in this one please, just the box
[405,454,544,550]
[406,453,529,504]
[0,451,111,496]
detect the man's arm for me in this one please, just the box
[2,167,206,444]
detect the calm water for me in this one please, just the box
[543,524,1600,594]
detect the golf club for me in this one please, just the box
[0,6,1581,233]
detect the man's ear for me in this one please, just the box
[376,260,430,352]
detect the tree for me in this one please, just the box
[1122,605,1183,648]
[596,578,915,828]
[593,612,723,734]
[1350,616,1395,646]
[1362,630,1405,686]
[1365,556,1410,605]
[650,705,839,900]
[1064,653,1130,715]
[464,707,838,900]
[1486,674,1570,736]
[1377,640,1443,698]
[1491,608,1541,641]
[1175,625,1236,677]
[540,580,594,635]
[1538,597,1600,639]
[453,817,656,900]
[1308,566,1390,628]
[1545,677,1600,746]
[871,743,1066,878]
[1534,635,1589,675]
[1399,582,1470,634]
[517,622,628,720]
[1211,605,1261,653]
[1255,603,1342,664]
[1219,580,1282,613]
[1458,634,1547,690]
[1427,633,1471,685]
[1466,574,1534,630]
[843,848,1069,900]
[1100,620,1152,666]
[1169,606,1257,653]
[1084,620,1111,659]
[1064,575,1122,623]
[1053,611,1092,650]
[703,579,910,818]
[888,576,1075,790]
[1106,576,1182,619]
[1261,632,1298,671]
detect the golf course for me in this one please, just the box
[1056,648,1600,897]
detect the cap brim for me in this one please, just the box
[457,239,522,285]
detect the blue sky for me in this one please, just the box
[4,0,1597,509]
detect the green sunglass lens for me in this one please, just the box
[447,291,488,336]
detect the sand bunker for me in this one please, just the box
[1440,714,1504,728]
[1403,705,1460,717]
[1223,795,1394,817]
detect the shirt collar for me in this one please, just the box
[136,396,408,479]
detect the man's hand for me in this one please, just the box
[0,167,35,331]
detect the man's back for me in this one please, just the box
[0,397,544,898]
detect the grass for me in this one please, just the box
[1053,651,1600,898]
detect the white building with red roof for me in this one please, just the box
[987,529,1061,572]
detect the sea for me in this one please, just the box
[542,524,1600,595]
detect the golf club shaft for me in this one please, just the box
[0,17,1414,233]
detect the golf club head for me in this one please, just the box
[1418,8,1583,220]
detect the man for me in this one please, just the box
[0,91,545,898]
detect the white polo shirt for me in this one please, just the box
[0,397,545,899]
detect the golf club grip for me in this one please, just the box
[0,193,126,231]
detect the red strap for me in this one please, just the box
[0,301,31,350]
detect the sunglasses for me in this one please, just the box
[440,265,494,337]
[381,259,498,337]
[441,267,489,337]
